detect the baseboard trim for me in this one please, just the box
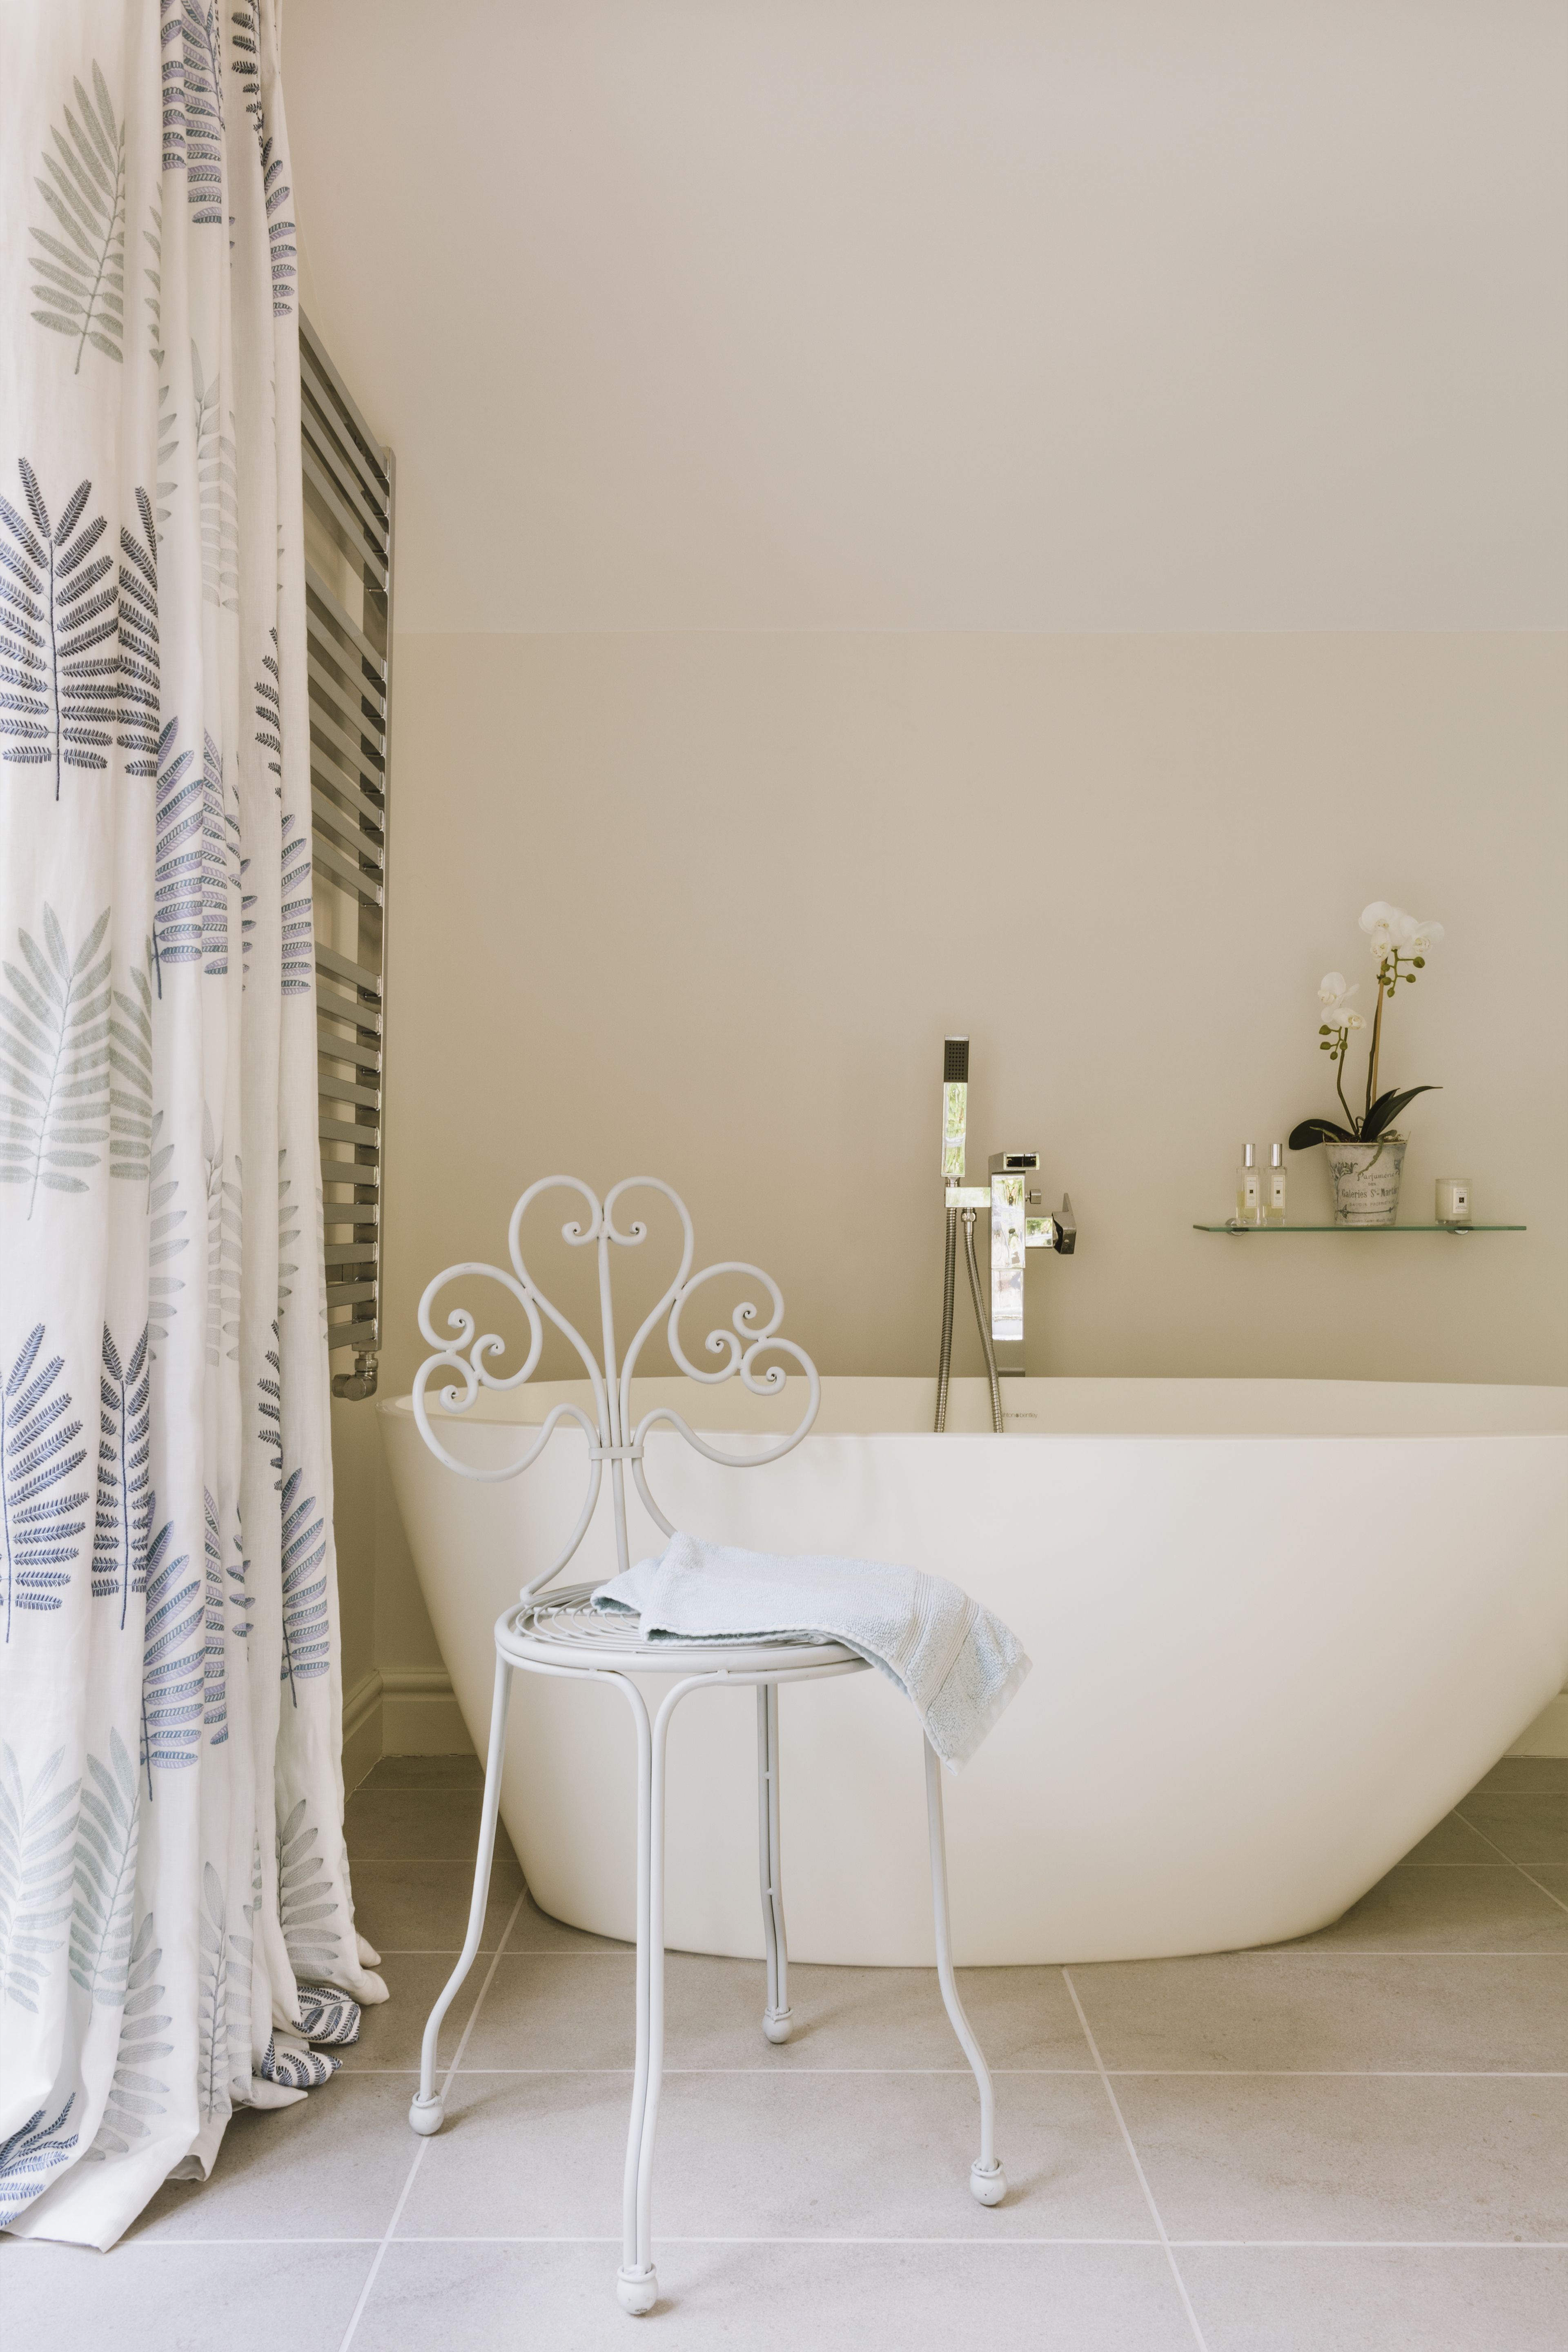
[342,1666,384,1791]
[344,1666,1568,1778]
[381,1667,474,1757]
[1508,1690,1568,1759]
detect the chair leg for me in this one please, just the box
[615,1673,659,2316]
[924,1735,1006,2206]
[409,1648,512,2134]
[618,1675,709,2314]
[756,1681,792,2043]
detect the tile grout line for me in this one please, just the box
[1452,1810,1568,1918]
[1061,1966,1212,2352]
[336,2065,1568,2079]
[42,2233,1568,2251]
[373,1945,1568,1960]
[334,1888,528,2352]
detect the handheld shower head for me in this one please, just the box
[942,1036,969,1179]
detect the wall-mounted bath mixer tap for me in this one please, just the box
[935,1039,1077,1434]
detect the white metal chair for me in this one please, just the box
[405,1176,1006,2316]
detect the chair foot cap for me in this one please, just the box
[970,2160,1007,2207]
[762,2007,793,2045]
[617,2265,659,2315]
[408,2094,445,2137]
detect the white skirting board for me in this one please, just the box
[338,1672,1568,1795]
[341,1665,475,1788]
[1509,1688,1568,1758]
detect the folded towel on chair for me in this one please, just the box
[591,1531,1030,1770]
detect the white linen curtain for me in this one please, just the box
[0,0,385,2249]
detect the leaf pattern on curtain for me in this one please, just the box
[116,491,161,777]
[1,0,385,2248]
[197,1863,229,2118]
[68,1728,139,2001]
[1,1328,87,1635]
[93,1323,151,1629]
[192,347,238,610]
[145,1114,187,1354]
[83,1916,169,2162]
[253,628,281,782]
[0,467,117,791]
[276,1796,339,1980]
[27,64,125,374]
[279,1467,327,1693]
[0,2098,79,2222]
[139,1507,203,1785]
[201,733,235,974]
[180,3,225,225]
[143,202,164,368]
[203,1117,242,1366]
[151,723,203,977]
[0,1746,80,2009]
[107,951,154,1180]
[153,379,176,532]
[158,2,185,178]
[280,813,312,996]
[201,1488,228,1744]
[0,905,113,1207]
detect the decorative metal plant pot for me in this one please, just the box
[1326,1133,1408,1227]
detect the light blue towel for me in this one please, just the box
[592,1531,1030,1770]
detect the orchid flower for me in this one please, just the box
[1316,974,1363,1031]
[1294,900,1446,1151]
[1359,902,1402,960]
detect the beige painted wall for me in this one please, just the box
[336,628,1566,1690]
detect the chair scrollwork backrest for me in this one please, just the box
[412,1177,820,1597]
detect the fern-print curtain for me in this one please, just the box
[0,1,386,2248]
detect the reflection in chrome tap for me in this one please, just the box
[933,1041,1077,1432]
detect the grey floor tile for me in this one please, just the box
[337,1950,487,2072]
[1397,1813,1510,1866]
[1533,1870,1568,1913]
[1456,1795,1568,1871]
[357,2238,1192,2350]
[462,1949,1090,2075]
[344,1782,518,1862]
[359,1753,483,1791]
[504,1888,628,1956]
[1267,1864,1568,1953]
[460,1951,637,2069]
[1179,2245,1568,2352]
[1116,2074,1568,2243]
[1470,1758,1568,1796]
[1072,1953,1568,2074]
[399,2068,1152,2242]
[0,2240,376,2350]
[130,2072,416,2242]
[664,1954,1090,2073]
[347,1854,527,1954]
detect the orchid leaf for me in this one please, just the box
[1362,1085,1439,1140]
[1288,1117,1355,1150]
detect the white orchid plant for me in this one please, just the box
[1289,901,1444,1151]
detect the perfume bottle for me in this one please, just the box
[1236,1143,1262,1226]
[1265,1143,1287,1225]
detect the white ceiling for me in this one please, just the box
[285,1,1567,633]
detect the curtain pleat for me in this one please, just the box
[0,0,385,2250]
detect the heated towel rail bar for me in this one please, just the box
[299,313,394,1400]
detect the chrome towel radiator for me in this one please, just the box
[299,314,392,1400]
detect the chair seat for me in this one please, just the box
[500,1579,862,1677]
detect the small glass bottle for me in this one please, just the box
[1236,1143,1262,1225]
[1265,1142,1287,1225]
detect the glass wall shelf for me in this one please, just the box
[1195,1221,1525,1237]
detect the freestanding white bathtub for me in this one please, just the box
[379,1375,1567,1966]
